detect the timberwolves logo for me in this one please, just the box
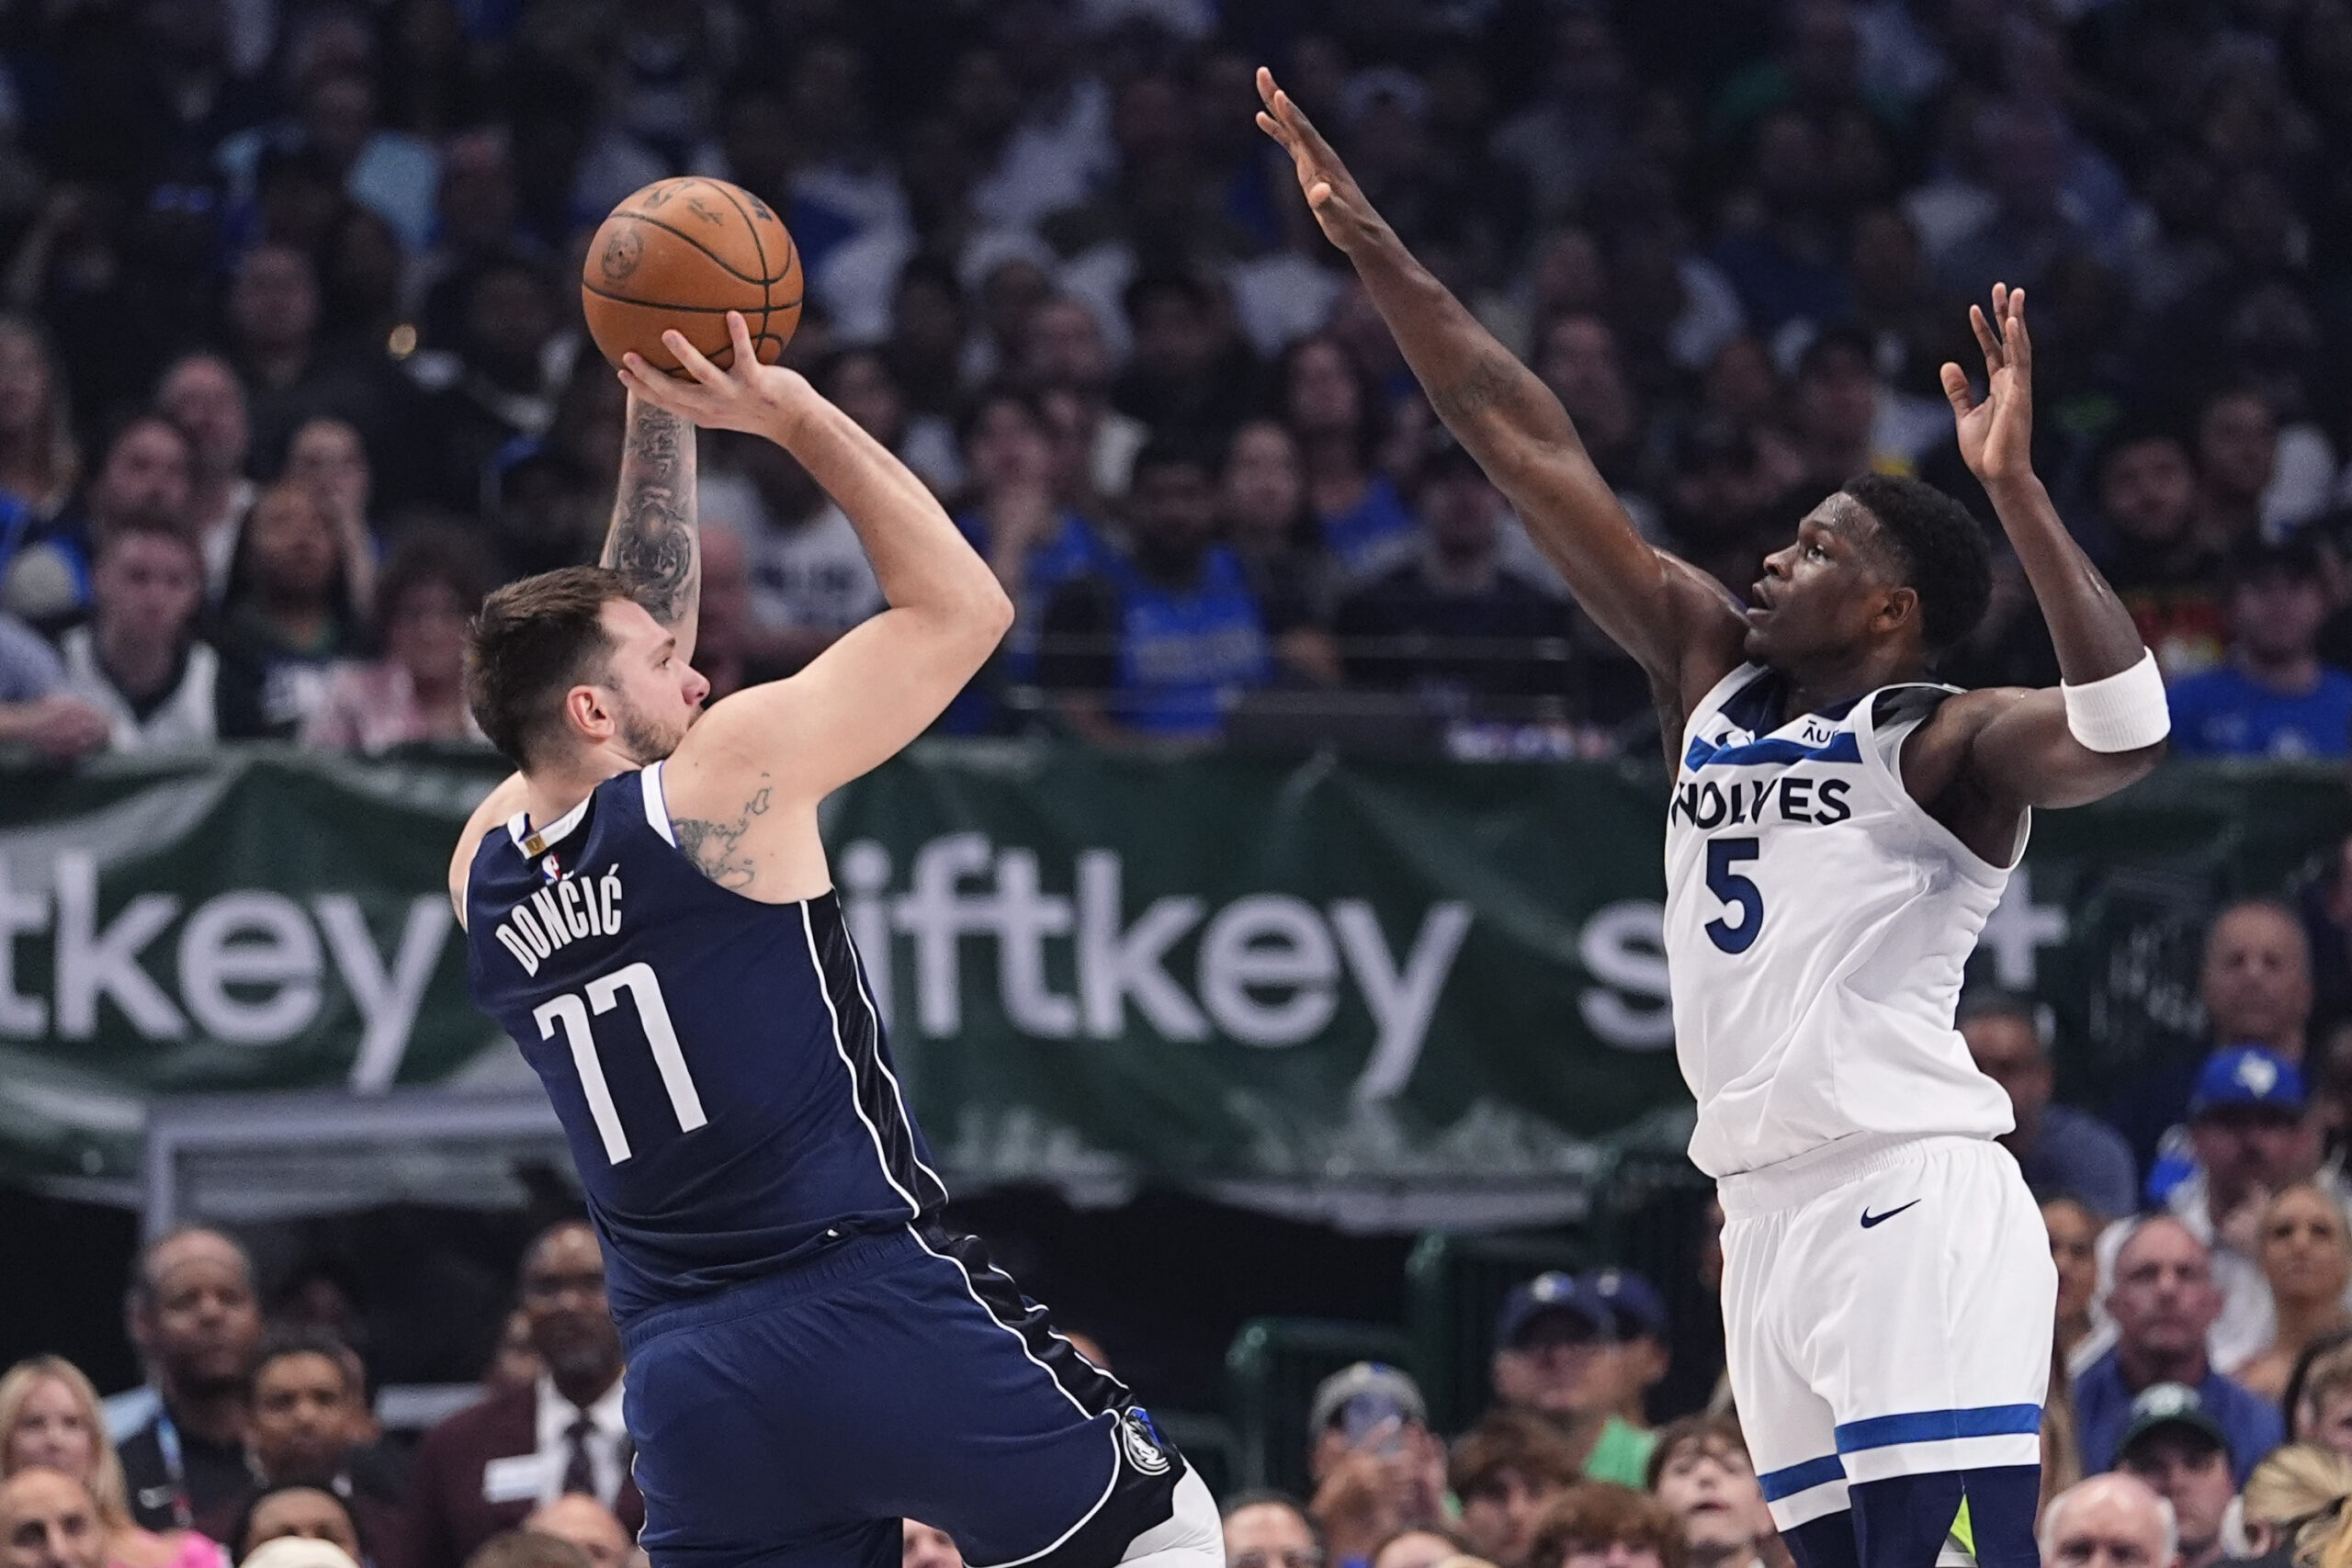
[1119,1409,1170,1476]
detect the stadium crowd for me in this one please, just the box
[8,0,2352,757]
[19,0,2352,1566]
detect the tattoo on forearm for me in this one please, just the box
[603,406,698,626]
[671,774,771,889]
[1432,354,1521,423]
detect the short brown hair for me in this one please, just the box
[1524,1483,1684,1568]
[464,1531,591,1568]
[1644,1411,1748,1490]
[465,565,632,768]
[1449,1408,1584,1501]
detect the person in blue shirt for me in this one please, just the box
[2074,1214,2283,1484]
[1039,440,1304,744]
[2167,535,2352,759]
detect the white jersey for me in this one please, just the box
[1664,662,2018,1178]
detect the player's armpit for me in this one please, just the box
[1913,686,2165,825]
[448,772,529,926]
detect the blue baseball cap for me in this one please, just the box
[1495,1271,1614,1347]
[2188,1046,2306,1119]
[1583,1268,1668,1341]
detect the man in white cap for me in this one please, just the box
[1302,1364,1445,1568]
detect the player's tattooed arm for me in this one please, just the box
[671,773,772,889]
[603,394,702,658]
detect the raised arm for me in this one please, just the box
[619,315,1012,803]
[1905,287,2165,837]
[1255,69,1744,705]
[601,394,701,665]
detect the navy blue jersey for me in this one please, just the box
[465,761,946,1325]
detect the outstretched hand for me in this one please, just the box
[616,311,819,442]
[1256,66,1385,255]
[1941,284,2035,486]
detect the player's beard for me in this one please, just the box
[615,693,690,762]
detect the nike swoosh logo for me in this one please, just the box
[1860,1201,1922,1229]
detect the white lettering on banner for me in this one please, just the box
[56,852,186,1039]
[1980,867,2067,988]
[994,849,1079,1037]
[896,833,995,1035]
[318,896,454,1090]
[1333,900,1476,1100]
[1199,895,1338,1046]
[0,853,461,1077]
[0,858,49,1035]
[1078,851,1209,1040]
[1578,900,1674,1050]
[176,892,322,1042]
[838,840,896,1029]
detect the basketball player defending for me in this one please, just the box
[447,314,1220,1568]
[1260,73,2168,1568]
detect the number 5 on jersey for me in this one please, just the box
[534,962,707,1163]
[1705,837,1764,953]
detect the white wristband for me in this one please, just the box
[2062,649,2169,752]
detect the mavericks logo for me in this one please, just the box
[1119,1409,1171,1475]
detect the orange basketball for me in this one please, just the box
[581,177,801,378]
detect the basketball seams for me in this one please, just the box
[609,209,772,287]
[701,180,775,355]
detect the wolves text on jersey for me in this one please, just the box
[1668,773,1853,831]
[494,865,626,976]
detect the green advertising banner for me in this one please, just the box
[0,745,2344,1220]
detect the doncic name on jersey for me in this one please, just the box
[492,858,626,976]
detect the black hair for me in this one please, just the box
[2094,409,2194,476]
[1129,434,1218,487]
[1954,986,2037,1029]
[226,1476,368,1564]
[1840,472,1993,651]
[250,1322,366,1399]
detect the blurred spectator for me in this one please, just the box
[399,1222,641,1568]
[1789,327,1906,490]
[689,522,756,705]
[1487,10,1634,228]
[1221,1493,1322,1568]
[2209,903,2319,1070]
[2231,1185,2352,1403]
[2111,1385,2236,1568]
[0,614,106,761]
[55,518,217,752]
[1709,112,1849,336]
[1581,1271,1668,1433]
[1641,1415,1775,1568]
[220,65,439,254]
[2034,1473,2177,1568]
[413,130,541,352]
[1113,275,1261,453]
[303,527,492,751]
[118,1229,262,1532]
[1364,1530,1464,1568]
[2195,390,2280,556]
[2166,539,2352,760]
[2092,419,2225,683]
[2233,1444,2352,1563]
[1521,1483,1680,1568]
[226,246,419,505]
[1333,443,1576,721]
[0,317,82,623]
[1303,1365,1446,1568]
[900,1520,961,1568]
[153,355,254,602]
[2075,1216,2283,1483]
[517,1501,627,1568]
[1489,1274,1656,1486]
[1022,295,1146,503]
[1960,988,2138,1218]
[812,348,960,499]
[696,430,882,671]
[0,1469,107,1568]
[2046,1200,2109,1379]
[226,1482,364,1566]
[1449,1411,1582,1568]
[2163,1047,2330,1374]
[214,483,366,740]
[416,257,571,512]
[197,1329,397,1554]
[461,1535,583,1568]
[952,384,1112,681]
[1276,336,1412,576]
[1534,315,1654,518]
[481,1314,540,1397]
[1038,441,1285,746]
[39,414,197,628]
[0,1356,216,1568]
[283,421,379,575]
[2297,1342,2352,1459]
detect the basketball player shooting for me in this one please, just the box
[447,313,1221,1568]
[1259,71,2168,1568]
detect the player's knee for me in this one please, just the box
[1114,1470,1220,1568]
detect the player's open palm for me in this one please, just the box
[619,310,819,440]
[1256,67,1385,256]
[1942,283,2035,486]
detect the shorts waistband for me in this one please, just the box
[1715,1134,1993,1219]
[619,1227,924,1352]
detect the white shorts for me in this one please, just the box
[1718,1134,2056,1533]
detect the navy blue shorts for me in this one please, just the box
[621,1226,1187,1568]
